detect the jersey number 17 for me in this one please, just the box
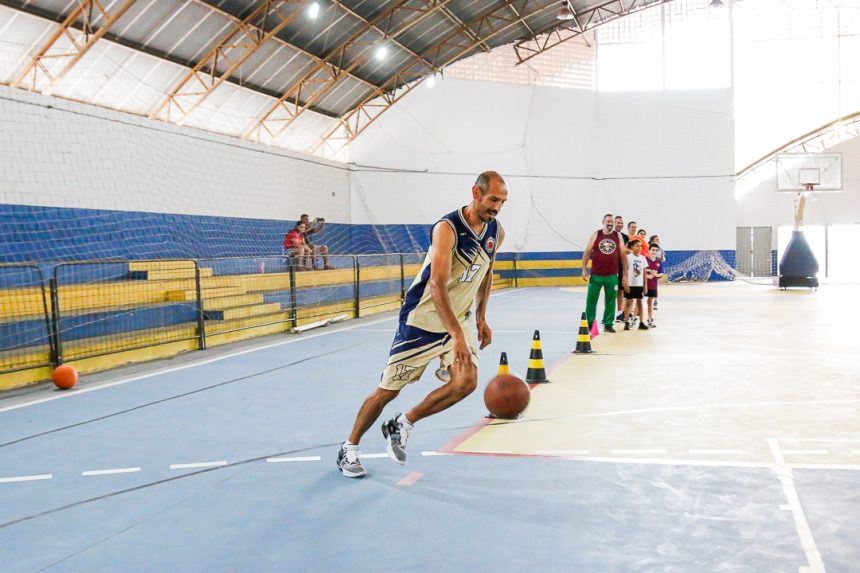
[459,264,482,283]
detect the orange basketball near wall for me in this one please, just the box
[52,365,78,390]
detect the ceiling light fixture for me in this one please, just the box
[374,45,389,61]
[307,2,320,19]
[556,1,574,21]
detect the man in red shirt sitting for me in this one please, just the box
[284,222,312,270]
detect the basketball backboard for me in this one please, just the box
[776,153,842,191]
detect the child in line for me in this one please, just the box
[623,240,649,331]
[648,234,666,309]
[645,243,664,327]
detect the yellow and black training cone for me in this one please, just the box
[573,311,594,354]
[498,352,510,376]
[525,330,548,383]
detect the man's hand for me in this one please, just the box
[477,320,492,350]
[622,278,629,292]
[582,268,590,282]
[453,334,472,366]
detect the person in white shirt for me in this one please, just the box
[623,240,650,331]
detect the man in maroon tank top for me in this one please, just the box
[582,214,628,333]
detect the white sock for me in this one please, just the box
[344,442,358,450]
[398,414,414,429]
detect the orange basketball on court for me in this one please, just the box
[483,374,530,419]
[52,364,78,390]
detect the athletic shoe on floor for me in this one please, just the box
[615,313,625,323]
[604,324,616,333]
[627,315,636,328]
[381,414,411,465]
[647,319,656,328]
[638,322,649,330]
[624,321,631,331]
[653,301,659,310]
[337,443,367,478]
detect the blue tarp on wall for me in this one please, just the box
[0,204,432,262]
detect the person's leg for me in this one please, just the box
[405,358,478,423]
[319,244,333,270]
[347,388,400,444]
[647,297,654,322]
[616,282,625,321]
[289,249,304,270]
[626,295,636,322]
[306,245,316,270]
[585,278,602,327]
[623,295,632,329]
[382,333,477,465]
[309,245,319,270]
[340,385,400,477]
[601,274,618,326]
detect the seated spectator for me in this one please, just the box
[299,214,334,270]
[284,222,312,270]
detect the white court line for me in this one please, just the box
[611,449,666,455]
[0,474,52,484]
[0,288,525,415]
[420,451,452,456]
[360,453,390,459]
[775,438,860,443]
[0,314,397,414]
[781,450,828,455]
[170,461,228,469]
[767,439,826,573]
[265,456,321,463]
[555,456,773,469]
[535,450,590,456]
[688,449,746,455]
[789,463,860,471]
[81,467,141,477]
[581,399,860,420]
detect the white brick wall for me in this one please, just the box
[0,86,351,223]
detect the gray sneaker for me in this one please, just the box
[435,365,451,383]
[336,443,366,478]
[381,415,411,465]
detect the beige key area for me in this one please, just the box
[454,282,860,467]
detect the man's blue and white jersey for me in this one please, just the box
[399,208,499,333]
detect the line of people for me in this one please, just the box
[582,214,666,333]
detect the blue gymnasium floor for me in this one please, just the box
[0,285,858,572]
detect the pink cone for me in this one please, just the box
[590,320,600,339]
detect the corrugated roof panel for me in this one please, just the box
[124,1,201,49]
[240,42,305,90]
[0,6,53,84]
[278,3,366,59]
[142,4,233,66]
[316,76,376,115]
[397,12,453,55]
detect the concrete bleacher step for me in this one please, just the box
[165,286,246,302]
[204,302,284,321]
[128,261,196,272]
[202,294,264,311]
[137,268,214,281]
[207,311,292,335]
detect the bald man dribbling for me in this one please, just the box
[337,171,507,478]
